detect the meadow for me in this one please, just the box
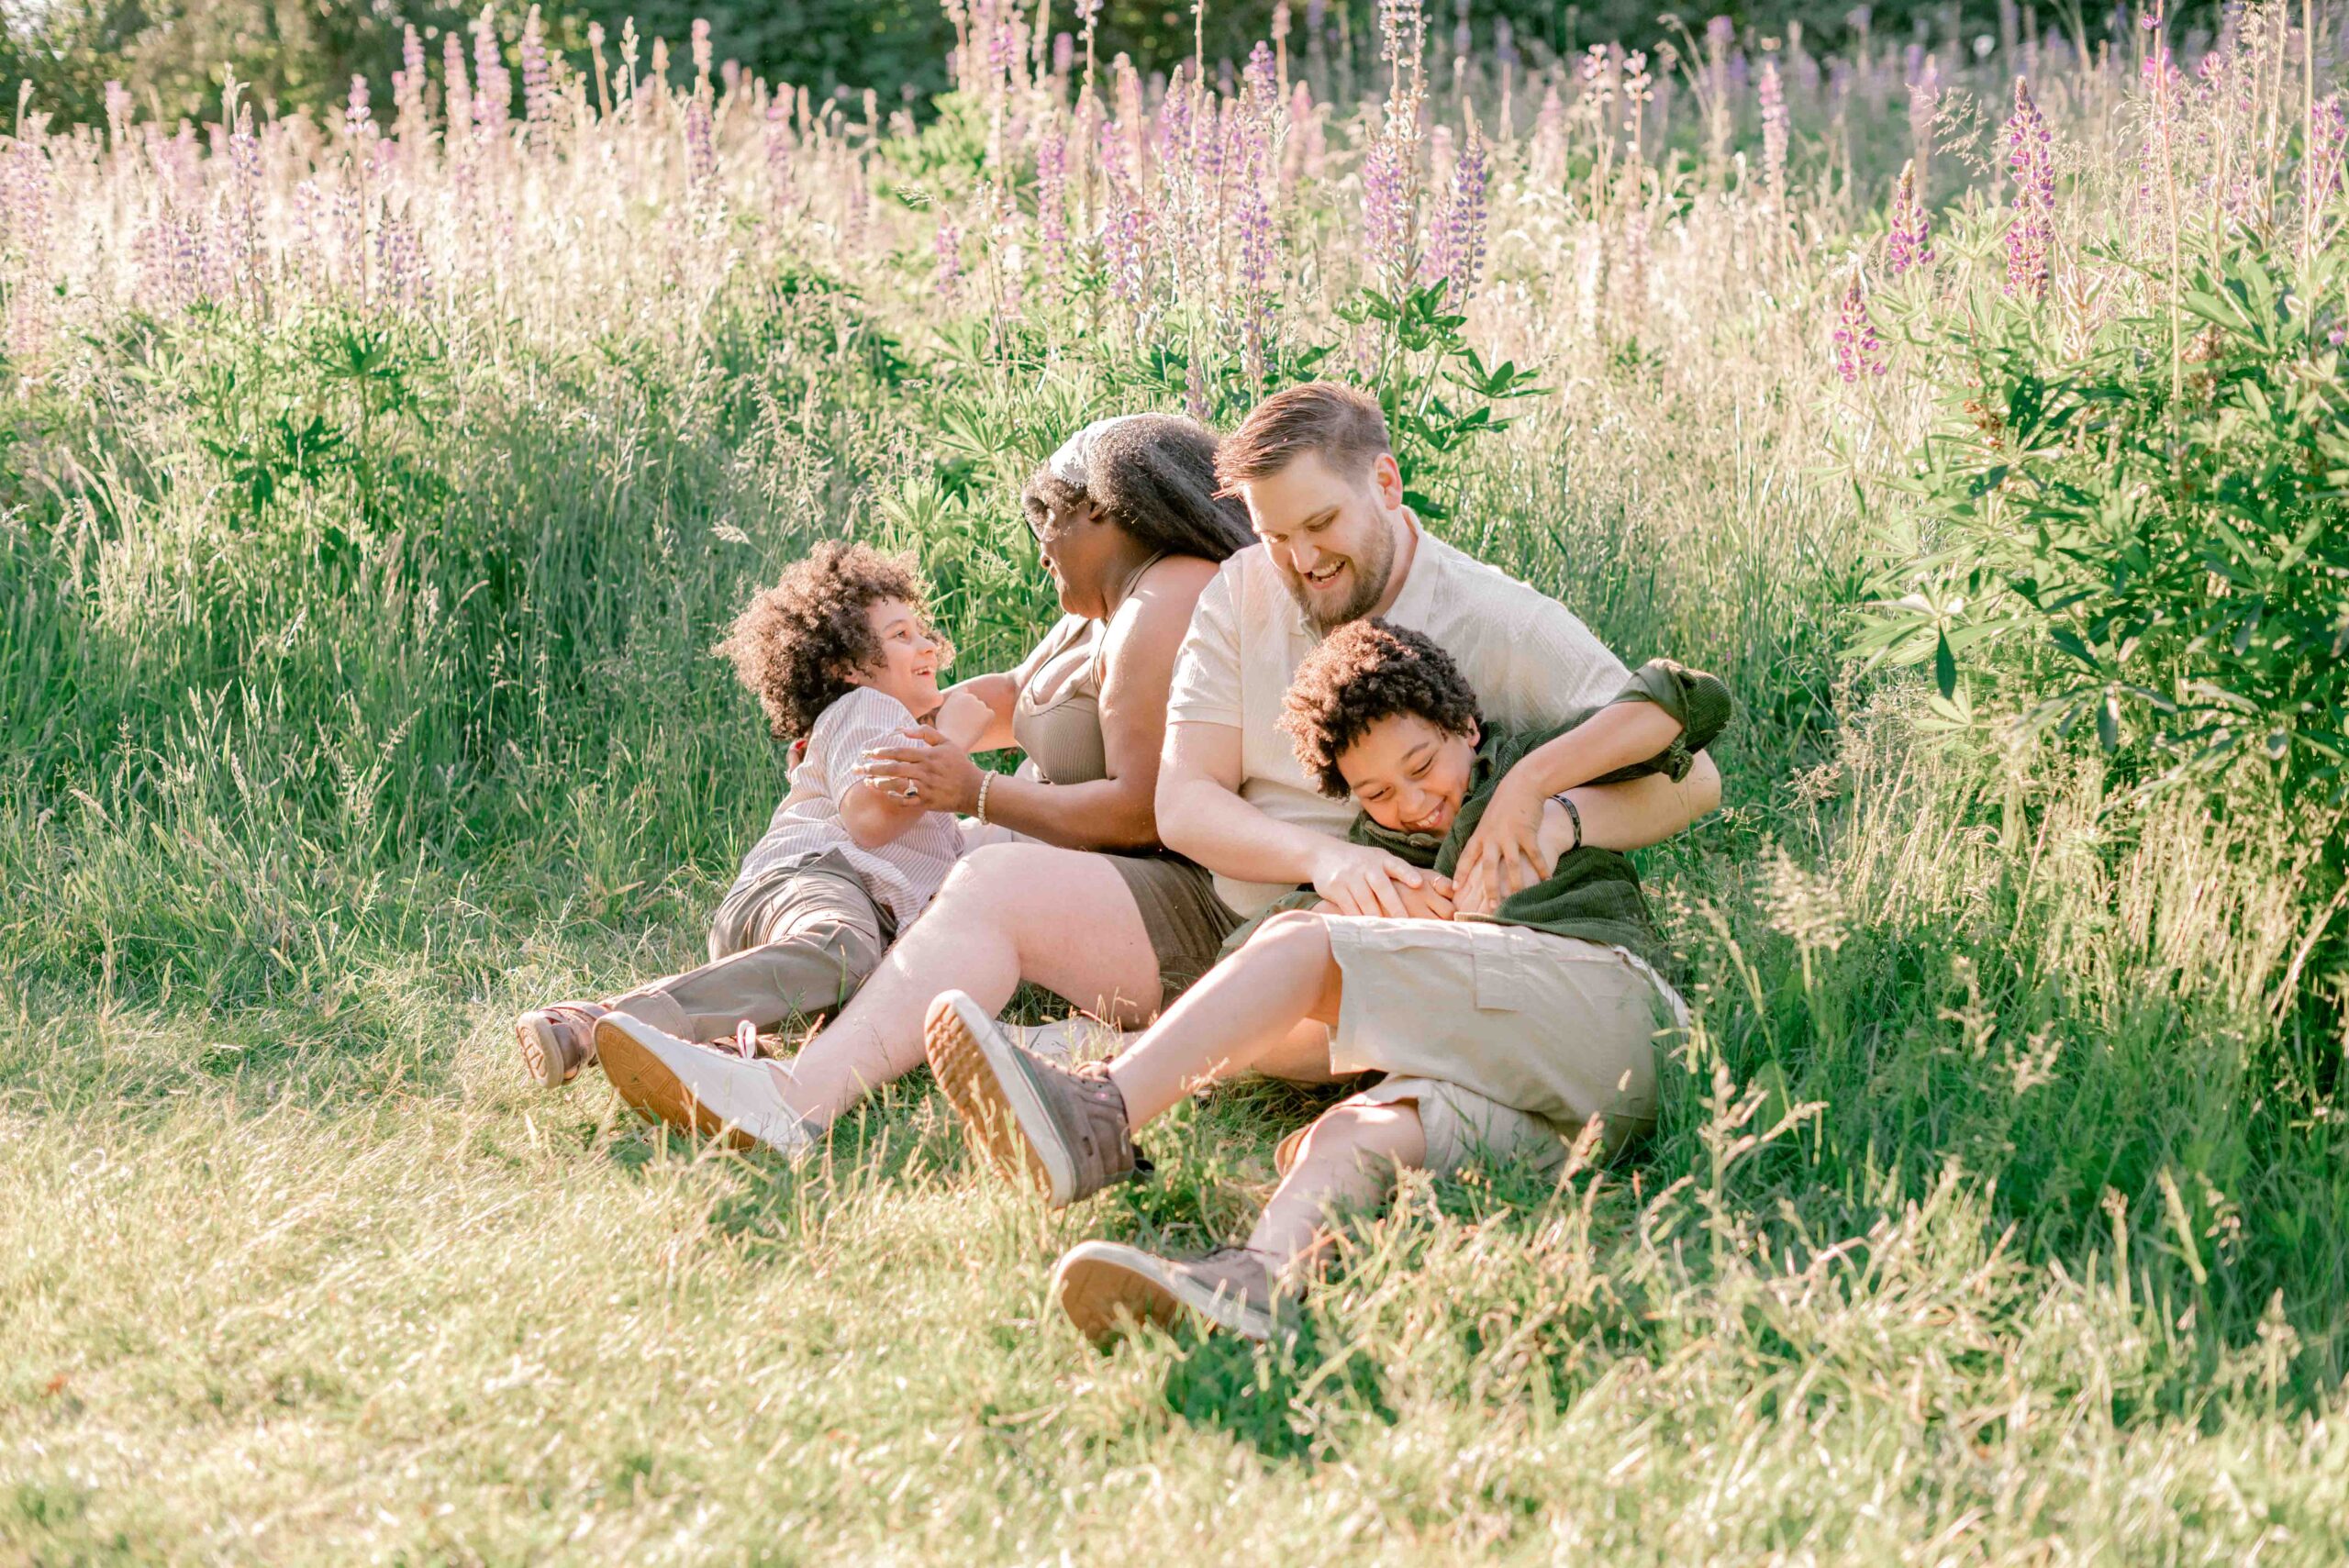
[4,1,2348,1559]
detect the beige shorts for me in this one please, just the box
[1279,917,1682,1177]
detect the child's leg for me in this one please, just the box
[1243,1099,1428,1274]
[1105,910,1346,1130]
[607,866,888,1041]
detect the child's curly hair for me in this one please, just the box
[1279,618,1482,798]
[717,541,947,741]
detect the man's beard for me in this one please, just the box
[1286,517,1397,635]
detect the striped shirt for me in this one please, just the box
[729,686,963,926]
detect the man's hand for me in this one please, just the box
[1453,776,1553,917]
[1310,841,1455,919]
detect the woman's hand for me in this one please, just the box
[854,725,986,814]
[1453,776,1554,917]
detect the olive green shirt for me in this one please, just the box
[1225,661,1732,969]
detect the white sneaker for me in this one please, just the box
[1004,1016,1135,1062]
[594,1012,815,1159]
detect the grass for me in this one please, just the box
[6,6,2349,1560]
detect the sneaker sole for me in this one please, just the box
[924,994,1076,1206]
[1052,1242,1275,1345]
[594,1017,758,1153]
[515,1017,578,1090]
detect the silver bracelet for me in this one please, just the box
[976,771,994,827]
[1551,790,1583,851]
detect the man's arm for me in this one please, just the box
[1156,719,1453,919]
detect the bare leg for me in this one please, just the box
[780,843,1162,1128]
[1244,1100,1427,1273]
[1107,911,1345,1129]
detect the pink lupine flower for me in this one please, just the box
[2003,76,2054,300]
[691,17,713,86]
[1887,159,1932,276]
[1360,130,1410,289]
[1831,270,1887,382]
[472,9,510,146]
[1052,32,1074,77]
[1758,57,1787,208]
[104,80,133,148]
[345,74,374,143]
[443,32,473,148]
[2307,94,2346,209]
[522,7,554,128]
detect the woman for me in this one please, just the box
[591,413,1255,1153]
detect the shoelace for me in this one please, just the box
[732,1020,760,1060]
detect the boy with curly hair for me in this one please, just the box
[514,541,986,1132]
[924,618,1731,1343]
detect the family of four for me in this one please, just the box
[512,383,1728,1345]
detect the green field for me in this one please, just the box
[6,6,2349,1560]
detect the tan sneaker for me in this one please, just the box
[515,1001,609,1088]
[594,1012,815,1159]
[923,990,1147,1207]
[1051,1241,1288,1345]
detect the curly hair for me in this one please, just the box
[1278,618,1483,798]
[716,540,944,742]
[1020,414,1254,562]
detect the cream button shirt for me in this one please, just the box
[1165,516,1631,917]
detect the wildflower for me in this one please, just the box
[396,26,428,133]
[1908,52,1939,168]
[2002,76,2054,300]
[764,89,796,216]
[344,74,373,143]
[1887,160,1932,276]
[934,216,963,303]
[1379,0,1426,75]
[522,7,554,129]
[1360,128,1411,290]
[1052,32,1074,77]
[1831,268,1887,383]
[471,8,509,146]
[691,17,712,87]
[1423,115,1486,306]
[1758,56,1787,208]
[685,96,718,192]
[442,31,473,148]
[2308,94,2346,209]
[1035,123,1069,276]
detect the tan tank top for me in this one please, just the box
[1010,553,1165,786]
[1011,613,1109,784]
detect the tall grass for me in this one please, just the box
[4,2,2347,1559]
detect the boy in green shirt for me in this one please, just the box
[925,619,1731,1344]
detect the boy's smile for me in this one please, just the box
[850,596,946,715]
[1337,712,1480,839]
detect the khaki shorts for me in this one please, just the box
[1278,917,1682,1177]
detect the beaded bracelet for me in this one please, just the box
[976,771,995,827]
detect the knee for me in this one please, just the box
[935,843,1031,906]
[1250,908,1331,958]
[1294,1101,1421,1171]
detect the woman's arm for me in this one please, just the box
[936,672,1021,754]
[967,557,1219,851]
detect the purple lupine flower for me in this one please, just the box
[1424,119,1486,306]
[1887,159,1932,277]
[935,216,963,303]
[685,96,718,191]
[1185,350,1209,422]
[1831,271,1887,382]
[1036,122,1069,276]
[1379,0,1425,72]
[2003,76,2054,300]
[1232,58,1278,380]
[1704,17,1734,174]
[1361,130,1410,289]
[522,6,553,128]
[473,9,511,146]
[2309,94,2347,209]
[1759,57,1787,207]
